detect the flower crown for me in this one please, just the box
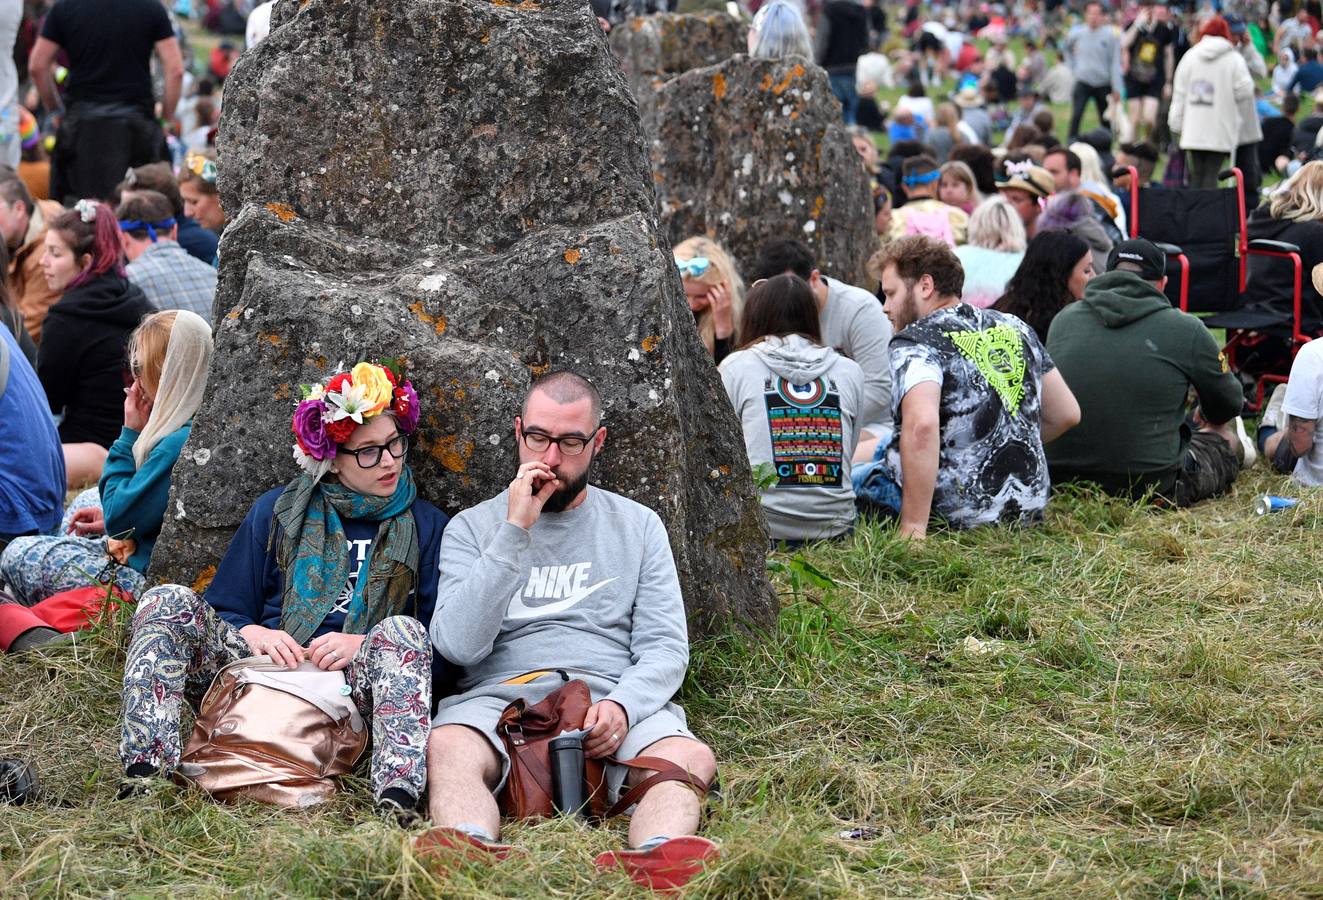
[185,152,219,185]
[291,360,420,477]
[74,198,98,223]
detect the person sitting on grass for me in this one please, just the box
[888,155,969,246]
[421,371,718,891]
[0,325,65,552]
[720,275,863,545]
[1250,267,1323,487]
[116,361,446,825]
[118,190,218,318]
[673,236,744,364]
[0,310,211,606]
[1046,239,1251,506]
[853,236,1080,539]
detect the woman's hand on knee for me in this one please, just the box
[67,507,105,536]
[239,624,305,669]
[308,632,366,672]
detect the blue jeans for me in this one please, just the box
[829,72,859,126]
[852,432,902,518]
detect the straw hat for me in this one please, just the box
[953,84,984,108]
[997,163,1055,200]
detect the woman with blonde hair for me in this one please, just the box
[937,160,980,214]
[674,236,745,363]
[0,310,213,604]
[955,197,1028,308]
[1069,141,1127,236]
[1206,161,1323,348]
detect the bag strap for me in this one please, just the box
[501,668,569,685]
[605,755,710,819]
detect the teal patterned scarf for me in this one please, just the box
[271,467,420,645]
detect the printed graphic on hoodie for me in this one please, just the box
[763,376,845,488]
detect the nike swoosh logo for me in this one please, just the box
[506,577,619,621]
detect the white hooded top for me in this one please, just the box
[1169,35,1255,155]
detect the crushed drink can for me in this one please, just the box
[1254,494,1299,515]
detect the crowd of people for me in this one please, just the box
[6,0,1323,892]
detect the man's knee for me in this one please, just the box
[427,724,501,787]
[636,736,718,785]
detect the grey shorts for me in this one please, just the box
[432,678,697,806]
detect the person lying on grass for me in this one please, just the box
[117,361,448,824]
[420,371,719,891]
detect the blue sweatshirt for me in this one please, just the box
[206,486,449,644]
[0,328,65,537]
[98,424,190,572]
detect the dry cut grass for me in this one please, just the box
[1,469,1321,897]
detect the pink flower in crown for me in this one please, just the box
[292,399,336,460]
[392,380,420,433]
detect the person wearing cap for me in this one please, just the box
[1169,16,1255,189]
[1226,15,1267,81]
[1045,239,1249,507]
[1064,2,1123,140]
[114,360,446,824]
[887,155,969,246]
[996,160,1054,238]
[117,190,218,319]
[856,235,1080,539]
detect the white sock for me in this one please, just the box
[455,823,497,844]
[637,835,670,851]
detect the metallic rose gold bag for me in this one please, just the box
[177,656,367,808]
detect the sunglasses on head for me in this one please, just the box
[675,256,711,279]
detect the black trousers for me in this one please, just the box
[1234,142,1262,212]
[1068,81,1110,140]
[52,102,169,206]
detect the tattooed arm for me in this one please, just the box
[1267,415,1317,475]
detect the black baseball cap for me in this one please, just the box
[1107,239,1166,280]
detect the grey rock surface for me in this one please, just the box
[609,12,747,136]
[150,0,776,636]
[651,55,876,287]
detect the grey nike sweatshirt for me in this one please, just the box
[429,486,689,726]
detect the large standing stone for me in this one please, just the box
[149,0,776,636]
[609,11,747,136]
[651,55,876,287]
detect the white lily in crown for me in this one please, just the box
[324,381,372,423]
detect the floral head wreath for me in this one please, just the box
[184,152,219,186]
[74,198,98,223]
[291,360,420,478]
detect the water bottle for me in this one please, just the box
[548,734,588,818]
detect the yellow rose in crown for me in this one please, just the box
[351,362,395,418]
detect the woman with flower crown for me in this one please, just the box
[36,199,154,487]
[117,361,448,823]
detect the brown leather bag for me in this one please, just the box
[496,674,710,820]
[177,656,367,808]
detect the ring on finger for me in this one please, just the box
[329,649,339,660]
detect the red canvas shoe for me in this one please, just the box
[414,826,518,868]
[594,836,720,891]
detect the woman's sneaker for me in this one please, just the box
[594,836,720,891]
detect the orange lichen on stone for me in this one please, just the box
[719,464,730,475]
[812,195,825,218]
[529,361,551,375]
[192,565,217,594]
[427,436,474,473]
[563,248,581,264]
[314,355,328,368]
[480,29,490,43]
[712,72,727,101]
[226,309,240,320]
[491,0,540,8]
[760,64,805,95]
[641,335,661,352]
[408,301,447,334]
[265,202,298,222]
[263,333,284,346]
[274,382,290,401]
[472,123,498,139]
[630,17,645,31]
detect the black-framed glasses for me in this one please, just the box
[520,427,599,456]
[342,433,409,468]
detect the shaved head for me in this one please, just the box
[522,370,601,422]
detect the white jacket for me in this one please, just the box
[1169,36,1255,154]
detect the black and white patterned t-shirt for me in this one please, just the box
[885,303,1055,528]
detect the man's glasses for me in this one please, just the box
[675,256,710,279]
[520,428,599,456]
[341,433,409,468]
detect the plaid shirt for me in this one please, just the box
[126,240,218,319]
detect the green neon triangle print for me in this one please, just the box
[945,325,1026,417]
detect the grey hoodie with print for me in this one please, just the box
[719,334,864,541]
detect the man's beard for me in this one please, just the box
[541,467,590,513]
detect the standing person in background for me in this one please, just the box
[1122,1,1176,141]
[816,0,880,126]
[1169,16,1254,189]
[1065,2,1123,140]
[0,0,22,170]
[0,169,62,344]
[29,0,184,205]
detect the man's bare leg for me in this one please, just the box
[425,725,502,839]
[624,737,718,849]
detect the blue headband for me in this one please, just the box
[118,217,177,243]
[902,170,942,187]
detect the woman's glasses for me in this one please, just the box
[341,433,409,468]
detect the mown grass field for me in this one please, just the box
[2,467,1320,898]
